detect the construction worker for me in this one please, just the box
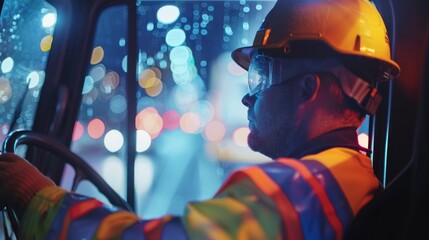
[0,0,400,239]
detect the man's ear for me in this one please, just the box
[296,74,320,104]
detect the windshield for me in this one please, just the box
[0,0,56,142]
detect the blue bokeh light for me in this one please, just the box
[157,5,180,24]
[166,28,186,47]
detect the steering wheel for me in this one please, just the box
[1,129,133,236]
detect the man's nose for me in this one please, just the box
[242,93,256,107]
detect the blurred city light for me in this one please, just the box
[26,71,40,89]
[157,5,180,24]
[233,127,250,147]
[88,118,105,139]
[104,129,124,152]
[90,46,105,65]
[358,133,370,149]
[72,121,84,141]
[42,13,57,28]
[40,35,53,52]
[1,57,14,73]
[204,121,226,142]
[136,130,152,152]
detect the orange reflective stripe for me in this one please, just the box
[58,199,104,240]
[144,216,173,240]
[219,166,304,240]
[69,199,104,220]
[278,159,343,240]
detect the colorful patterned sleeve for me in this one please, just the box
[20,154,376,240]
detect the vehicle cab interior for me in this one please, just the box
[0,0,428,239]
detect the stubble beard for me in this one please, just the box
[247,114,297,159]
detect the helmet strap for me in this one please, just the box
[333,67,382,116]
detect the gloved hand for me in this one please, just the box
[0,153,55,217]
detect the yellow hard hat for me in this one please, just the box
[232,0,400,82]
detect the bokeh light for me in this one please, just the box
[136,107,163,139]
[42,13,57,28]
[180,112,200,134]
[204,121,226,142]
[40,35,53,52]
[72,121,84,141]
[102,71,120,90]
[138,68,158,88]
[119,38,126,47]
[157,5,180,24]
[224,25,233,36]
[88,118,106,139]
[147,22,154,31]
[82,88,98,105]
[358,133,369,149]
[0,77,12,103]
[82,76,94,94]
[150,67,162,79]
[26,71,40,89]
[170,46,192,66]
[110,95,127,114]
[145,79,163,97]
[122,55,128,72]
[104,130,124,152]
[136,130,152,152]
[162,110,180,130]
[89,64,106,82]
[101,71,120,94]
[90,46,105,65]
[169,46,197,85]
[1,57,14,73]
[233,127,250,147]
[166,28,186,47]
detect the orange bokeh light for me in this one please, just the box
[204,121,226,142]
[233,127,250,147]
[180,112,200,134]
[136,107,163,139]
[88,118,105,139]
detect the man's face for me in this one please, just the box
[242,80,298,159]
[241,55,330,158]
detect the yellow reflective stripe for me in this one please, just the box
[21,186,67,239]
[212,197,267,240]
[186,204,232,240]
[94,211,140,239]
[301,147,379,215]
[185,197,268,240]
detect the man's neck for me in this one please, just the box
[287,127,370,159]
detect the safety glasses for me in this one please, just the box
[247,54,289,96]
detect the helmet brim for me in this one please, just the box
[231,40,400,81]
[231,46,254,71]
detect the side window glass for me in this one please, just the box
[0,0,56,141]
[68,5,129,207]
[71,1,275,218]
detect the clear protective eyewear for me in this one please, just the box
[247,54,288,96]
